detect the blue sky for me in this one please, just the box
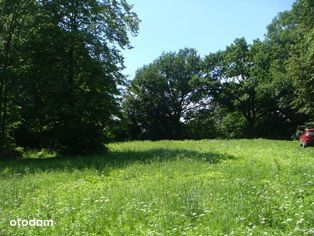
[122,0,295,79]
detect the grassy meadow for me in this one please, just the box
[0,139,314,235]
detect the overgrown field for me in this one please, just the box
[0,140,314,235]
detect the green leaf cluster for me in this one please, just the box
[0,0,139,157]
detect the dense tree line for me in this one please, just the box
[0,0,139,157]
[0,0,313,157]
[123,0,313,140]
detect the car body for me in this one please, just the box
[299,128,314,148]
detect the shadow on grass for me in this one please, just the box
[0,148,236,177]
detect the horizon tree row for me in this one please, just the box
[122,0,313,140]
[0,0,312,156]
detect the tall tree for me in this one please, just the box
[0,0,35,156]
[265,0,313,129]
[191,38,297,138]
[27,0,139,154]
[194,38,271,137]
[124,48,202,140]
[285,0,314,117]
[1,0,139,155]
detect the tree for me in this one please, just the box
[0,0,35,157]
[192,38,269,137]
[1,0,139,156]
[29,0,139,154]
[265,0,313,132]
[124,48,202,140]
[285,0,314,117]
[191,37,299,138]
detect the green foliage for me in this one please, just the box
[1,0,314,153]
[0,0,139,156]
[216,111,246,138]
[121,0,313,141]
[190,37,298,138]
[124,48,202,140]
[0,0,36,156]
[184,108,218,139]
[266,0,314,122]
[1,140,314,235]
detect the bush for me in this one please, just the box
[217,112,246,138]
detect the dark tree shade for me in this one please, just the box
[0,0,139,156]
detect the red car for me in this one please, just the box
[299,128,314,148]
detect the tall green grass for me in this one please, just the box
[0,139,313,235]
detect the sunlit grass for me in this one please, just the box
[0,139,313,235]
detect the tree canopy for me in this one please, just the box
[0,0,139,157]
[124,48,202,139]
[0,0,313,156]
[123,0,313,140]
